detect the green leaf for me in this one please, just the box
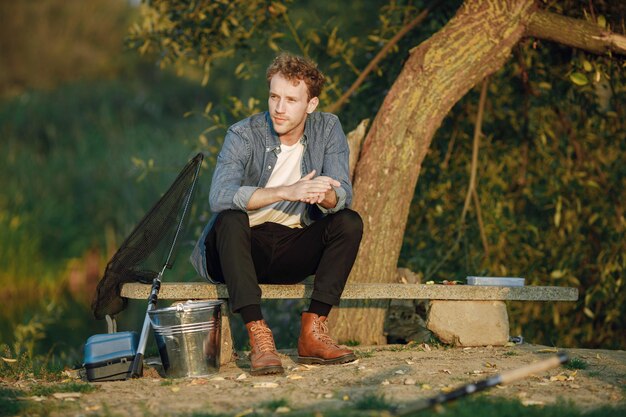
[594,71,602,83]
[569,72,588,86]
[268,39,280,51]
[538,82,552,90]
[597,15,606,28]
[554,196,562,227]
[130,157,145,168]
[582,60,593,72]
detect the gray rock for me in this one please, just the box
[426,300,509,346]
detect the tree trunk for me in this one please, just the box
[328,0,536,344]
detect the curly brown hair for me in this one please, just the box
[266,52,325,100]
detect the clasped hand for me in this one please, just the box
[286,170,340,204]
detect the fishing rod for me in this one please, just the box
[395,352,568,415]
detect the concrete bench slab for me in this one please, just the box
[119,282,578,362]
[121,282,578,301]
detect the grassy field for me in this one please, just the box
[0,64,217,365]
[2,343,626,417]
[1,392,624,417]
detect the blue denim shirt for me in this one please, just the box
[189,111,352,281]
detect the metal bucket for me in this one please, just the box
[148,300,223,378]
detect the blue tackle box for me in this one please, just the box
[83,331,139,382]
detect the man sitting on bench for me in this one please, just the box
[190,52,363,376]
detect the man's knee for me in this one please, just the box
[331,209,363,238]
[214,210,249,231]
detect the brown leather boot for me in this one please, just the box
[297,312,356,365]
[245,320,284,376]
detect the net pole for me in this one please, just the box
[130,265,166,377]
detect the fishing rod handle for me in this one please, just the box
[499,352,568,385]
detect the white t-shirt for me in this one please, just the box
[247,141,305,228]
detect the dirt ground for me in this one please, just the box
[9,343,626,416]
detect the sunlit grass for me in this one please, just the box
[0,345,64,381]
[28,381,97,396]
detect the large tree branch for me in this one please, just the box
[526,10,626,55]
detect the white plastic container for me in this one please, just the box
[466,276,525,286]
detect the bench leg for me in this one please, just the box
[426,300,509,346]
[219,300,237,366]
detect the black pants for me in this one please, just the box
[204,209,363,312]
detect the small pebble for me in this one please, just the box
[253,382,279,389]
[52,393,82,400]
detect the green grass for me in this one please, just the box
[355,349,375,359]
[3,385,624,417]
[250,397,626,417]
[354,394,391,411]
[403,397,626,417]
[28,381,97,396]
[0,66,218,361]
[0,385,71,417]
[0,387,26,417]
[565,357,589,370]
[260,398,289,411]
[188,396,626,417]
[0,344,65,381]
[0,380,96,417]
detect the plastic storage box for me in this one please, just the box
[466,276,525,286]
[84,331,139,382]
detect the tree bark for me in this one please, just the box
[527,10,626,55]
[328,0,536,344]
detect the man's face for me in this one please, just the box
[268,73,319,144]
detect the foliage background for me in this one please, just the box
[0,0,624,372]
[127,0,626,349]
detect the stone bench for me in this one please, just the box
[121,282,578,364]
